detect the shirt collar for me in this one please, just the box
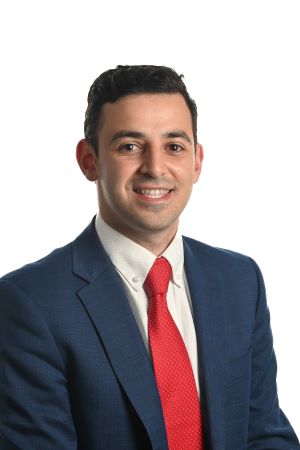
[95,214,184,291]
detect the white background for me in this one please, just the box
[1,0,299,438]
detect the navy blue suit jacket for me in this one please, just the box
[0,219,299,449]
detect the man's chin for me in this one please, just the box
[126,217,179,236]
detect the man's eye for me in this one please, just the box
[169,144,183,152]
[120,143,138,152]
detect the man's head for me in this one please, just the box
[84,65,198,156]
[77,65,203,253]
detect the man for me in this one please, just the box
[0,65,299,450]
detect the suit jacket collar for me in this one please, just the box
[72,218,111,283]
[72,219,226,450]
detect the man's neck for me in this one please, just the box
[122,230,177,257]
[99,216,178,257]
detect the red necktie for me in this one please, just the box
[145,257,204,450]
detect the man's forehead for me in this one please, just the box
[102,92,188,110]
[99,92,193,134]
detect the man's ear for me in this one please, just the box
[76,139,98,182]
[193,143,204,183]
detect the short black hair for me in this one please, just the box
[84,65,198,155]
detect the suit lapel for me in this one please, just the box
[184,237,226,450]
[72,219,168,450]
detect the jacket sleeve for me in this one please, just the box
[247,258,300,449]
[0,279,77,450]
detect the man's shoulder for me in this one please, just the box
[0,217,109,300]
[0,218,98,287]
[183,235,251,262]
[0,241,74,292]
[182,235,259,280]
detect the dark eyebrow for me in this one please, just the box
[108,129,193,145]
[162,130,192,145]
[109,130,146,144]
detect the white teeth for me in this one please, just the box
[135,188,170,198]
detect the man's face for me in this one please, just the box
[94,93,202,241]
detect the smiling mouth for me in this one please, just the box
[133,188,173,199]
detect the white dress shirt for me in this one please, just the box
[95,214,200,393]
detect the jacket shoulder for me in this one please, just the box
[0,241,73,291]
[182,235,260,282]
[183,235,252,262]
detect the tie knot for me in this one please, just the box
[144,257,172,298]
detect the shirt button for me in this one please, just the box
[176,274,181,280]
[132,276,140,283]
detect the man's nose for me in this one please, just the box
[139,146,166,178]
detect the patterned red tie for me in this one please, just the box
[145,256,203,450]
